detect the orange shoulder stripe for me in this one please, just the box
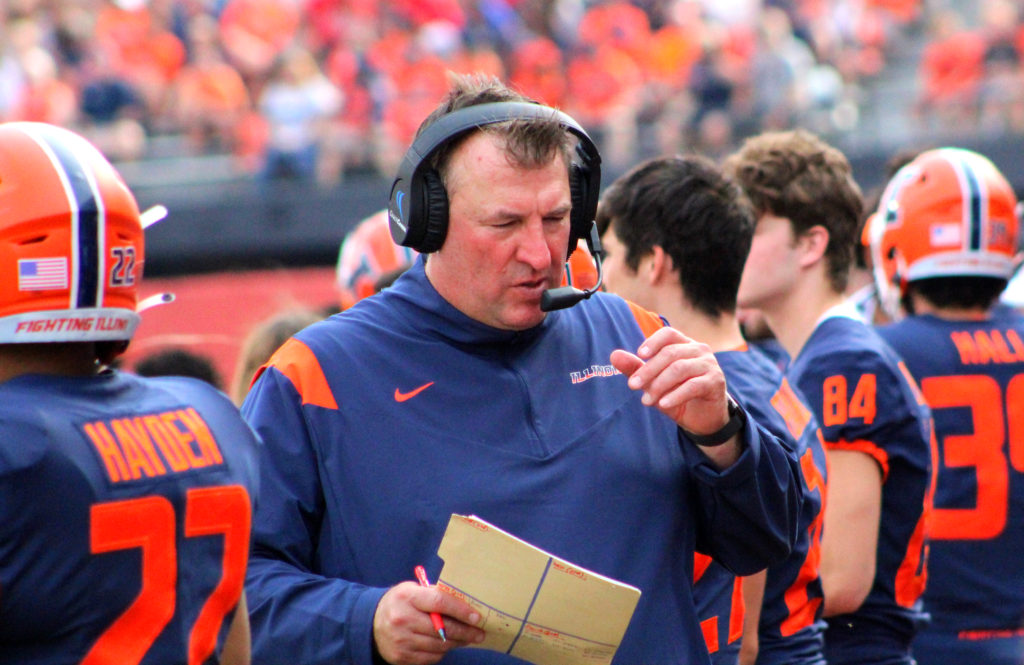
[254,338,338,410]
[824,438,890,481]
[626,301,666,339]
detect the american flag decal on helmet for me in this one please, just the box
[18,258,69,291]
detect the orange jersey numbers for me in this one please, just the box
[697,577,744,653]
[694,553,744,653]
[770,378,812,440]
[84,497,176,665]
[781,447,826,635]
[84,485,251,665]
[822,373,877,426]
[1008,374,1024,472]
[895,477,932,608]
[922,374,1024,539]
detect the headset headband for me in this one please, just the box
[388,101,601,253]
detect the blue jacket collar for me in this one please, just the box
[386,255,550,347]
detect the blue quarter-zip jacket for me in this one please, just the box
[241,257,803,665]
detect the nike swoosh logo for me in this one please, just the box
[394,381,435,402]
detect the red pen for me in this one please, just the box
[414,565,448,642]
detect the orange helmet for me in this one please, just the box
[0,122,144,343]
[336,209,418,309]
[868,147,1020,320]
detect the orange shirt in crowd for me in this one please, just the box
[382,54,451,147]
[920,29,986,104]
[566,43,645,126]
[579,1,651,56]
[95,5,186,87]
[219,0,300,77]
[510,37,567,107]
[646,24,703,90]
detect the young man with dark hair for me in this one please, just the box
[597,154,827,665]
[725,129,935,665]
[869,147,1024,665]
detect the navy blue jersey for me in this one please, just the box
[750,338,791,374]
[692,552,743,664]
[878,313,1024,665]
[0,371,260,664]
[694,347,827,665]
[789,313,934,665]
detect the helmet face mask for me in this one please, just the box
[0,123,144,343]
[869,148,1020,320]
[865,210,904,322]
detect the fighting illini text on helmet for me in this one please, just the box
[868,147,1020,320]
[0,122,144,343]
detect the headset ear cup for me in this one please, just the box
[568,164,588,259]
[418,169,450,253]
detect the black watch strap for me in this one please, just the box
[682,395,746,447]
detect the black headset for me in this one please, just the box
[387,101,602,259]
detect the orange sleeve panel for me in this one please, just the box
[627,301,666,339]
[253,338,338,410]
[825,438,890,481]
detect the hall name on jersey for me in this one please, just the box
[82,408,224,484]
[950,328,1024,365]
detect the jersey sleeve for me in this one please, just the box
[685,413,804,575]
[241,364,386,665]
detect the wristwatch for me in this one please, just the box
[683,395,746,447]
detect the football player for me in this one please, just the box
[726,130,935,665]
[0,122,260,664]
[596,154,827,665]
[869,147,1024,665]
[335,209,419,310]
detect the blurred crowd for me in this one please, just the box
[917,0,1024,137]
[2,0,1021,183]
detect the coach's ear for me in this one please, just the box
[797,225,830,270]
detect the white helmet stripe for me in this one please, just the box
[947,149,986,253]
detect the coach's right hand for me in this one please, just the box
[374,581,485,664]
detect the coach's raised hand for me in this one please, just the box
[610,326,744,468]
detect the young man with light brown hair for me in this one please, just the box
[726,129,935,665]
